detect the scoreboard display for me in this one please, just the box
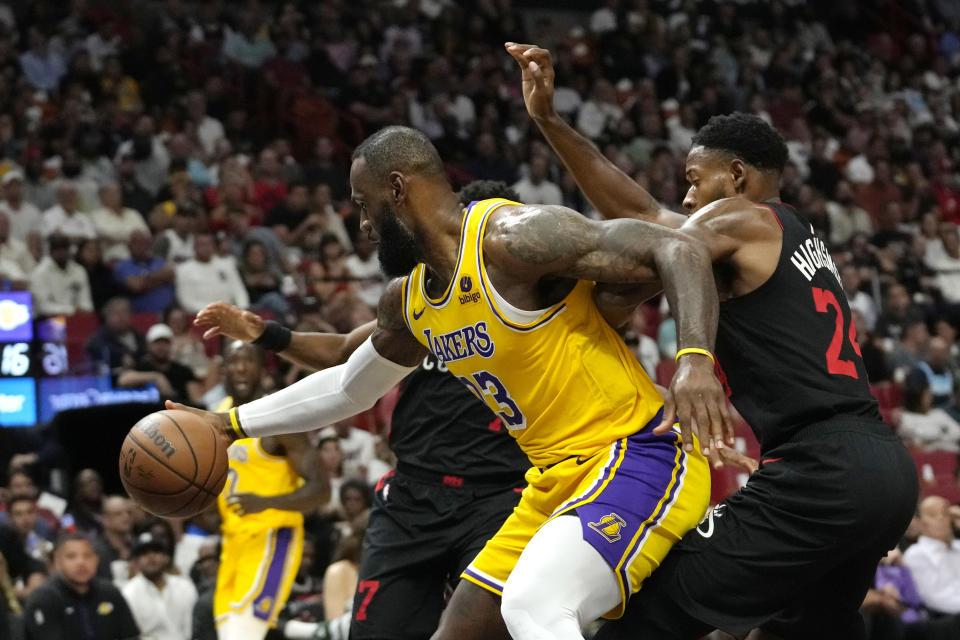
[0,291,159,427]
[0,291,39,425]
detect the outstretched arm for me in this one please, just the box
[505,42,686,227]
[168,279,426,441]
[195,302,376,370]
[488,205,731,452]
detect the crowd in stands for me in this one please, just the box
[1,0,960,637]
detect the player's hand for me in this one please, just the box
[505,42,557,121]
[194,301,266,342]
[227,493,271,516]
[657,354,733,455]
[706,447,759,473]
[164,400,239,445]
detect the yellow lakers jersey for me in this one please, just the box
[402,198,663,467]
[215,396,304,534]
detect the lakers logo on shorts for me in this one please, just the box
[588,513,627,542]
[256,597,273,614]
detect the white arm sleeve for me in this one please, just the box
[236,338,416,437]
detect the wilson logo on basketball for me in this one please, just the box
[137,421,177,459]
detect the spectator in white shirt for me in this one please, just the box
[90,183,149,261]
[121,532,197,640]
[511,155,563,206]
[903,496,960,614]
[41,180,97,244]
[0,210,35,278]
[826,180,873,248]
[29,234,93,316]
[897,372,960,452]
[344,231,384,309]
[175,232,249,313]
[329,420,378,483]
[576,79,624,140]
[925,223,960,304]
[0,170,42,243]
[185,91,225,157]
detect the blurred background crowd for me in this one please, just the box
[3,0,960,638]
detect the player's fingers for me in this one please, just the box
[528,61,546,87]
[202,327,221,340]
[692,401,712,455]
[654,393,677,434]
[675,401,696,452]
[504,42,533,64]
[706,401,726,452]
[720,401,736,446]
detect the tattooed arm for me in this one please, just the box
[486,205,731,453]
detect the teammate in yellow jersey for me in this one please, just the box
[172,126,731,640]
[212,342,329,640]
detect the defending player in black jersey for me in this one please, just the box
[193,183,530,640]
[509,43,918,639]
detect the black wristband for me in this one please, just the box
[252,320,292,352]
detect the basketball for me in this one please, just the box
[118,410,229,518]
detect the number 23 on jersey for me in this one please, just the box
[458,370,527,431]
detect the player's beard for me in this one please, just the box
[377,209,422,278]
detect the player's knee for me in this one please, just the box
[501,583,576,640]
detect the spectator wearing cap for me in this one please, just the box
[23,532,139,640]
[40,181,96,244]
[90,183,149,262]
[85,298,145,377]
[117,324,201,404]
[121,532,196,640]
[175,232,249,313]
[113,230,175,313]
[903,496,960,615]
[0,170,42,243]
[29,234,93,316]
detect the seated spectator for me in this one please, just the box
[0,171,42,243]
[0,471,58,543]
[511,155,563,205]
[117,324,201,404]
[841,263,878,331]
[251,148,288,213]
[113,230,175,313]
[6,493,53,566]
[85,298,145,377]
[0,523,45,602]
[926,223,960,304]
[265,182,315,247]
[29,234,93,316]
[316,431,345,519]
[40,181,96,245]
[153,204,196,265]
[116,152,153,217]
[328,419,377,483]
[851,309,891,383]
[904,496,960,615]
[76,239,122,311]
[164,305,212,380]
[302,136,349,202]
[23,533,139,640]
[310,183,352,251]
[63,469,105,536]
[92,496,133,585]
[876,284,924,341]
[208,181,261,232]
[889,320,930,379]
[90,183,148,262]
[826,180,873,248]
[0,210,35,281]
[913,336,956,408]
[343,229,383,309]
[898,372,960,452]
[176,232,249,313]
[190,541,219,640]
[172,508,219,578]
[121,532,196,640]
[239,240,291,320]
[338,480,371,528]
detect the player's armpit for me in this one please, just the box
[371,277,428,367]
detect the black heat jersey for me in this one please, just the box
[388,353,530,480]
[715,202,881,452]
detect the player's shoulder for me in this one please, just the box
[684,196,782,237]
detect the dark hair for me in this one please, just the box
[457,180,520,206]
[351,126,445,182]
[692,113,788,173]
[902,369,930,413]
[6,492,36,511]
[339,478,372,508]
[54,531,95,553]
